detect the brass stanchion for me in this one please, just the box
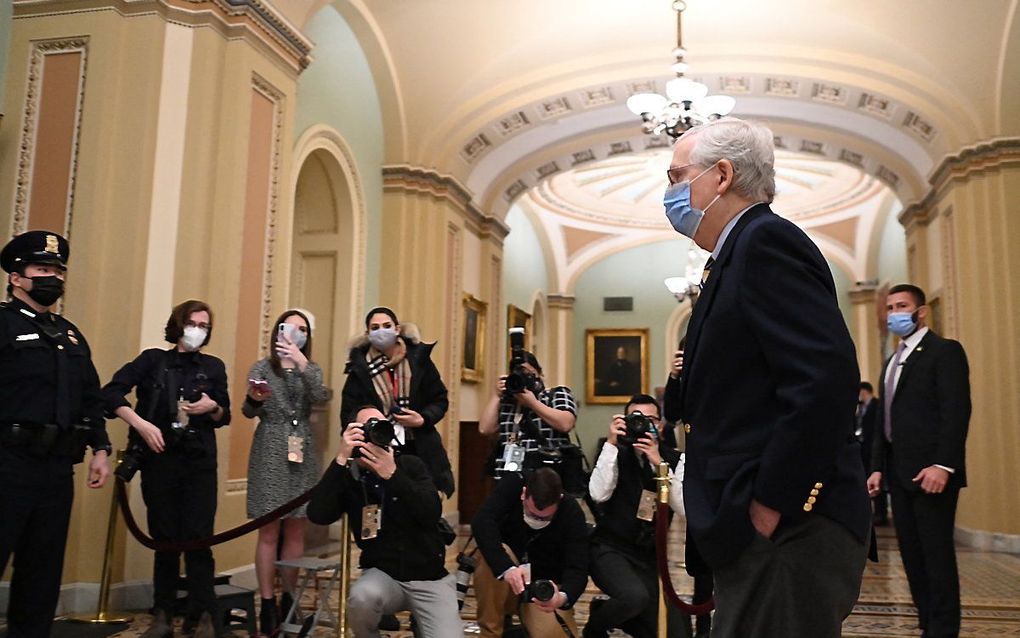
[337,514,352,637]
[68,452,133,624]
[656,462,670,638]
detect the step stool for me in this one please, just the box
[215,584,257,636]
[274,557,342,636]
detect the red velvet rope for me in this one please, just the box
[656,501,715,616]
[115,478,313,552]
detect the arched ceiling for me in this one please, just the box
[283,0,1018,215]
[517,148,900,294]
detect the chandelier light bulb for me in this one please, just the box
[626,93,669,116]
[671,61,689,74]
[696,94,737,117]
[666,77,709,103]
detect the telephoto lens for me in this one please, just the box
[526,579,556,603]
[455,553,477,610]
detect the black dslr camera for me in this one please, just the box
[618,411,656,446]
[503,327,542,399]
[116,383,203,482]
[522,578,556,603]
[352,417,396,458]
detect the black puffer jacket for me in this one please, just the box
[340,324,454,496]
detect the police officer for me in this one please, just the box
[0,230,112,638]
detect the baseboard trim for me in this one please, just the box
[955,525,1020,554]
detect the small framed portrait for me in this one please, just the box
[462,294,487,383]
[586,328,649,404]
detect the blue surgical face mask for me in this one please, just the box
[663,164,721,239]
[887,311,918,337]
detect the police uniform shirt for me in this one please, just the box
[0,296,108,445]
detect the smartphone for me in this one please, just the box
[248,378,270,393]
[390,405,406,416]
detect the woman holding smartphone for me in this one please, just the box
[244,309,331,635]
[340,306,454,497]
[102,300,230,638]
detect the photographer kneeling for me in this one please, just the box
[585,395,685,638]
[471,468,588,638]
[102,300,230,638]
[479,346,577,478]
[307,407,461,637]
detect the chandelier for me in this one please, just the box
[664,243,712,303]
[626,0,735,139]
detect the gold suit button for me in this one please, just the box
[810,488,819,496]
[814,482,823,490]
[803,503,813,512]
[807,496,816,504]
[684,423,692,434]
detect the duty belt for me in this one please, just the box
[0,422,89,459]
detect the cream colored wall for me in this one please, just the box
[379,180,505,514]
[902,156,1020,536]
[0,7,304,589]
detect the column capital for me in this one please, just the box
[546,294,575,310]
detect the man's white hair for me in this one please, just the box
[683,117,777,203]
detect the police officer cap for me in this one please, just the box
[0,230,70,273]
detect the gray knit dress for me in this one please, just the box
[244,358,331,519]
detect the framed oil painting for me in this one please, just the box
[586,328,649,404]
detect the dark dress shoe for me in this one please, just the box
[378,613,401,631]
[141,609,173,638]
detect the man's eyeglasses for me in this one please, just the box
[666,163,698,186]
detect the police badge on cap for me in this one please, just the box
[0,230,70,273]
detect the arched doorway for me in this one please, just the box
[290,127,366,546]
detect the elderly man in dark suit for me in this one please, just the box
[662,117,871,637]
[867,284,970,638]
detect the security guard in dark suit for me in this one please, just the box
[0,230,111,638]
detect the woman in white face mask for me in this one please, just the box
[339,306,455,498]
[242,309,331,634]
[101,299,230,638]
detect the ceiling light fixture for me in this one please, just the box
[664,243,712,303]
[627,1,735,139]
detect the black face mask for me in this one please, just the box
[25,275,65,307]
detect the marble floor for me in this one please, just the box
[13,522,1020,637]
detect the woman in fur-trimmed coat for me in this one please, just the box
[339,306,454,497]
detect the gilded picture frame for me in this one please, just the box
[586,328,649,404]
[462,294,487,383]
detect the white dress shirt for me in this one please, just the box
[588,443,685,515]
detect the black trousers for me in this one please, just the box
[586,541,687,638]
[140,451,218,622]
[889,472,961,638]
[0,446,75,638]
[711,514,867,638]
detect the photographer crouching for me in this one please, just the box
[306,406,461,637]
[102,300,230,638]
[479,329,577,480]
[471,468,588,638]
[584,395,686,638]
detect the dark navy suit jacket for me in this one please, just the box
[871,330,970,490]
[672,203,872,569]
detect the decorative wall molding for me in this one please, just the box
[546,294,575,309]
[252,72,284,353]
[13,36,89,237]
[382,165,510,241]
[13,0,313,73]
[899,137,1020,229]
